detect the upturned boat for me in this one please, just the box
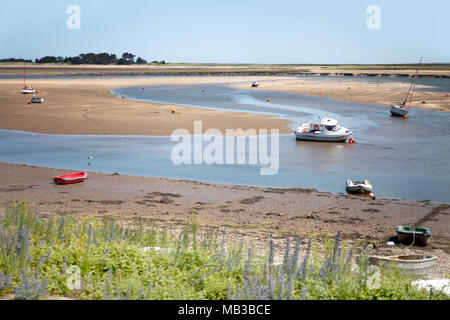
[53,172,88,185]
[295,117,352,142]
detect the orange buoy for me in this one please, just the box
[171,108,175,113]
[267,98,271,102]
[422,100,426,104]
[446,94,449,97]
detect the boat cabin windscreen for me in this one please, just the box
[325,124,340,131]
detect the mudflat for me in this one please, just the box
[1,162,449,277]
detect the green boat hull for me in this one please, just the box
[396,226,431,246]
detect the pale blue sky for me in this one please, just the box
[0,0,448,64]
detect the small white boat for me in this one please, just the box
[251,81,260,88]
[390,104,409,117]
[21,86,36,94]
[31,95,44,103]
[295,117,352,142]
[346,179,372,194]
[21,64,37,94]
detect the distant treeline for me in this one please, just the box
[0,58,33,63]
[1,53,165,65]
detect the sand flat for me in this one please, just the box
[233,78,450,112]
[0,76,292,136]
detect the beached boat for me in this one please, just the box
[345,179,372,194]
[21,64,37,94]
[368,254,436,277]
[251,81,260,88]
[31,95,44,103]
[21,86,36,94]
[396,226,431,246]
[295,117,352,142]
[390,57,422,117]
[53,172,88,185]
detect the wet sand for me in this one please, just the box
[0,77,292,136]
[1,162,449,277]
[233,78,450,112]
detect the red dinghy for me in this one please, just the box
[53,172,87,185]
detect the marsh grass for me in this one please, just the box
[0,201,448,300]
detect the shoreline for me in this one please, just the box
[1,161,449,277]
[1,161,449,238]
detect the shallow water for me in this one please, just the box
[1,79,450,203]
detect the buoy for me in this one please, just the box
[369,193,374,199]
[446,94,449,97]
[142,87,144,90]
[267,98,271,102]
[422,100,426,104]
[27,101,31,104]
[348,138,355,144]
[171,108,175,113]
[403,115,408,119]
[319,91,322,95]
[202,89,205,93]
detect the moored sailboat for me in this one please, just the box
[390,57,423,117]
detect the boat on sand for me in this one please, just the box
[53,172,87,185]
[21,85,36,94]
[346,179,373,193]
[31,95,44,103]
[396,226,431,246]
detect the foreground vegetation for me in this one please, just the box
[0,201,448,300]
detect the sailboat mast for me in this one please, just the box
[407,57,423,110]
[401,57,423,107]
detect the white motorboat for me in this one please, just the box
[295,117,352,142]
[346,179,373,194]
[390,57,422,117]
[31,95,44,103]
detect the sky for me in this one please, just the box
[0,0,449,64]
